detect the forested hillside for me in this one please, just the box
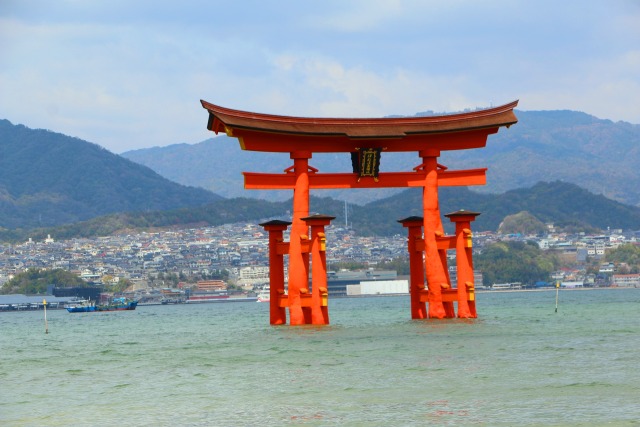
[3,111,639,236]
[0,120,222,228]
[4,181,640,243]
[355,181,640,235]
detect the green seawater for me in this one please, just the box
[1,289,639,426]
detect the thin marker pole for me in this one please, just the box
[43,298,49,334]
[554,281,560,313]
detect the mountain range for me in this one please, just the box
[0,119,221,229]
[4,180,639,244]
[2,109,640,237]
[122,110,640,206]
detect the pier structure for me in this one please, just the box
[201,99,518,324]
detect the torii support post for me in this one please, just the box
[399,216,428,319]
[444,210,480,318]
[288,151,312,325]
[420,150,449,319]
[302,214,335,325]
[259,220,291,325]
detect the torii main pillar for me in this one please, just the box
[201,99,518,324]
[288,151,312,325]
[421,150,448,318]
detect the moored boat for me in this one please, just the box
[256,285,270,303]
[66,300,97,313]
[66,297,137,313]
[186,289,229,303]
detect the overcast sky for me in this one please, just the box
[1,1,639,153]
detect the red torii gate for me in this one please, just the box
[201,99,518,325]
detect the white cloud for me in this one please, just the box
[0,1,639,153]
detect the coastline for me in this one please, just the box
[2,286,636,312]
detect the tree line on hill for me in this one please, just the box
[0,268,86,295]
[475,241,559,286]
[2,180,640,244]
[478,242,640,286]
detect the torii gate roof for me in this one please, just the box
[201,99,518,153]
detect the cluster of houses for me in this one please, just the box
[474,223,640,288]
[0,223,408,294]
[0,221,639,299]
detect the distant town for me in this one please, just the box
[1,220,638,309]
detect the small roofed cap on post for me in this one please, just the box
[259,219,292,229]
[397,216,424,226]
[300,214,336,224]
[444,209,481,221]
